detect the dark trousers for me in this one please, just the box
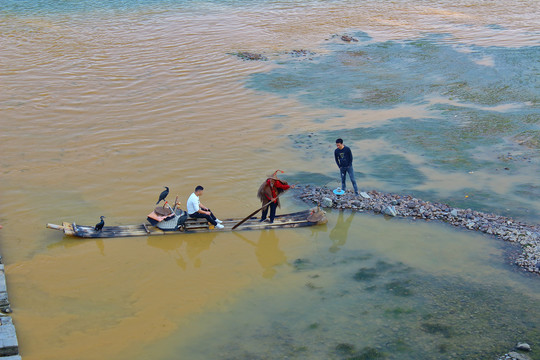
[189,210,217,226]
[340,165,359,194]
[261,202,278,222]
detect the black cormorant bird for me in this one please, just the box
[94,216,105,232]
[156,186,169,204]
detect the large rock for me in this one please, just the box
[516,343,531,352]
[383,206,397,217]
[321,197,333,208]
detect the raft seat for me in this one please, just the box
[184,218,211,230]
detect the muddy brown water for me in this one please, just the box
[1,1,539,359]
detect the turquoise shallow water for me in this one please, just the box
[251,31,540,220]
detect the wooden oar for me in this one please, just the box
[232,192,286,230]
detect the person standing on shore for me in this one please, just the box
[334,138,359,195]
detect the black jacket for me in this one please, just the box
[335,146,353,168]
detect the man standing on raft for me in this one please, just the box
[258,170,295,223]
[334,138,359,195]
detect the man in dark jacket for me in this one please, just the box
[334,138,359,195]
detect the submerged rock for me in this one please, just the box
[232,52,267,61]
[290,49,316,58]
[341,35,359,42]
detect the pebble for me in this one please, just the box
[297,185,540,275]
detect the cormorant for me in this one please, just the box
[94,216,105,232]
[156,186,169,204]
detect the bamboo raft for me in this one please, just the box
[46,208,327,239]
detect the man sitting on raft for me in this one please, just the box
[187,185,224,229]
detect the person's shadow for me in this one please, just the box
[235,230,286,279]
[329,211,354,253]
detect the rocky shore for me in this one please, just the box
[297,185,540,275]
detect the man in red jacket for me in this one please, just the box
[257,170,295,223]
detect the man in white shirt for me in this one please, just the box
[186,185,224,229]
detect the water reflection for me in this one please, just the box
[329,210,354,253]
[147,234,216,270]
[96,239,105,256]
[47,236,106,256]
[234,230,286,278]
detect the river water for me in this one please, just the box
[1,0,539,359]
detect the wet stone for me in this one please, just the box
[321,197,333,208]
[516,342,531,352]
[340,35,358,42]
[383,205,397,217]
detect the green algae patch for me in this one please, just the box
[385,279,414,297]
[384,307,415,318]
[353,267,378,281]
[420,322,454,338]
[347,347,387,360]
[248,33,539,109]
[292,258,312,271]
[514,130,540,149]
[366,154,426,186]
[335,342,356,355]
